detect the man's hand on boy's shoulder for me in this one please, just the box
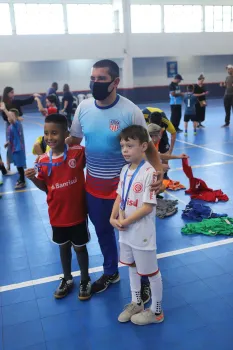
[25,168,36,180]
[65,136,82,146]
[150,170,163,194]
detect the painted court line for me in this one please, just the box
[1,238,233,293]
[170,160,233,172]
[174,145,196,150]
[176,139,233,158]
[164,191,187,205]
[24,116,45,121]
[0,188,38,196]
[24,120,44,128]
[1,160,233,197]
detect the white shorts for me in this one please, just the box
[119,242,159,276]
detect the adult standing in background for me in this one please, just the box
[47,82,60,111]
[66,59,163,300]
[1,86,40,172]
[194,74,209,128]
[61,84,74,128]
[220,65,233,127]
[169,74,184,133]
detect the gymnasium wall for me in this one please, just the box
[0,54,231,105]
[0,59,123,95]
[131,54,232,103]
[133,55,233,87]
[1,33,233,63]
[1,0,233,106]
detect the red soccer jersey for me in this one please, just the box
[47,106,58,115]
[37,145,87,227]
[41,106,58,117]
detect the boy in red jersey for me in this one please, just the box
[34,95,58,117]
[25,114,91,300]
[33,95,58,156]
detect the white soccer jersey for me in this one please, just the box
[117,161,157,251]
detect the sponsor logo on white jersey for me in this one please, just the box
[133,182,143,193]
[127,199,138,207]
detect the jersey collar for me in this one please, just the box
[94,94,120,110]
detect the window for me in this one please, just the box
[164,5,202,33]
[0,3,12,35]
[223,6,232,32]
[205,6,233,32]
[67,4,114,34]
[14,4,65,35]
[131,5,161,33]
[205,6,214,32]
[114,9,124,33]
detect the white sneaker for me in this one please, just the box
[118,302,144,323]
[131,308,164,326]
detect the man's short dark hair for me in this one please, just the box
[93,59,120,80]
[46,95,57,104]
[45,113,68,131]
[149,112,163,126]
[119,125,149,144]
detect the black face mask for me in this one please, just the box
[89,80,114,101]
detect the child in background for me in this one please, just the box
[32,95,58,155]
[110,125,164,326]
[147,123,189,196]
[0,103,26,189]
[1,87,40,173]
[183,85,207,136]
[32,136,50,156]
[147,124,189,161]
[25,114,91,300]
[34,95,58,117]
[183,85,199,136]
[147,123,162,150]
[143,108,177,181]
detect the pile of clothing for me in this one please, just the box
[182,158,229,202]
[163,179,185,191]
[182,217,233,236]
[182,200,227,222]
[156,198,178,219]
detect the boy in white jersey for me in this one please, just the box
[110,125,164,326]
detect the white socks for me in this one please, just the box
[129,266,142,304]
[129,267,163,312]
[149,271,163,314]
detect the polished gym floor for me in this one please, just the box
[0,99,233,350]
